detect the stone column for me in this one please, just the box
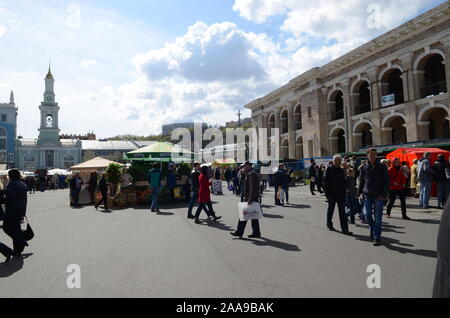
[352,132,363,152]
[443,37,450,105]
[399,52,414,103]
[417,121,431,141]
[287,102,296,159]
[342,80,351,153]
[274,108,281,160]
[381,127,393,145]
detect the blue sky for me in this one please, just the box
[0,0,446,138]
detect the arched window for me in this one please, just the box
[381,69,404,105]
[294,105,302,130]
[23,155,36,171]
[417,54,447,98]
[329,91,344,121]
[63,155,75,169]
[352,81,371,115]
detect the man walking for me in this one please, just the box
[3,169,28,257]
[69,173,83,208]
[147,162,162,213]
[323,155,353,236]
[231,161,262,239]
[418,152,436,209]
[358,148,390,246]
[434,154,448,209]
[94,173,109,211]
[187,162,205,219]
[309,159,317,195]
[386,158,410,220]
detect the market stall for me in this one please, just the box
[386,148,450,197]
[124,142,193,204]
[386,148,450,166]
[70,157,125,206]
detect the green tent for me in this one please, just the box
[124,142,193,163]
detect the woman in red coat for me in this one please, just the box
[386,158,410,220]
[194,166,222,224]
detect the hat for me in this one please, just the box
[240,160,252,168]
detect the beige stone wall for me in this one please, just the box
[246,3,450,160]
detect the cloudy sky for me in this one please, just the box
[0,0,446,138]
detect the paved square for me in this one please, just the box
[0,185,441,297]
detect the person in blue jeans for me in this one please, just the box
[147,162,162,213]
[358,148,390,246]
[418,152,436,209]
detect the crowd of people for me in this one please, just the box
[306,149,450,246]
[24,174,68,194]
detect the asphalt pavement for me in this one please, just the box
[0,185,442,298]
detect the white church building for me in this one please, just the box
[15,67,82,171]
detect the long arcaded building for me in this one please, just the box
[245,2,450,160]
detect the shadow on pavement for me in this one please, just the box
[412,219,441,225]
[202,220,235,232]
[0,253,33,278]
[353,234,437,258]
[238,237,301,252]
[356,222,406,234]
[283,204,312,209]
[262,213,284,219]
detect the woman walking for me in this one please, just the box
[194,166,222,224]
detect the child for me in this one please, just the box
[346,168,358,225]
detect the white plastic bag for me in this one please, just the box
[238,202,263,221]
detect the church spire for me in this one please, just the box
[46,61,54,80]
[9,90,14,104]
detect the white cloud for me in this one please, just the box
[0,24,5,37]
[234,0,441,43]
[134,21,267,82]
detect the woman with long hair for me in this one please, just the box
[194,166,222,224]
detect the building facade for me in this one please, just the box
[246,3,450,160]
[15,67,82,171]
[0,91,18,168]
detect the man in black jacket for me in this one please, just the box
[324,155,352,235]
[309,159,317,195]
[433,154,449,208]
[95,173,109,211]
[3,169,28,257]
[231,161,262,239]
[358,148,390,246]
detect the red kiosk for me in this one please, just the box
[386,148,450,197]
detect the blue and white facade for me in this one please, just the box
[0,91,18,168]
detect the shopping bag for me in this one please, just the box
[174,187,182,199]
[22,217,34,241]
[212,180,223,195]
[238,202,263,221]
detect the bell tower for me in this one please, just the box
[37,64,61,145]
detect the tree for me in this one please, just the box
[106,163,122,196]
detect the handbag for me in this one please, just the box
[238,202,263,221]
[22,217,34,241]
